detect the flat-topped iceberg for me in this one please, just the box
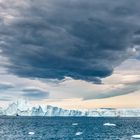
[1,100,140,117]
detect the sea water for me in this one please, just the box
[0,116,140,140]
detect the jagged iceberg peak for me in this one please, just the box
[4,99,31,116]
[5,102,17,115]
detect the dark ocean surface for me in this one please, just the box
[0,117,140,140]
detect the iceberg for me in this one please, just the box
[5,102,18,116]
[1,99,140,117]
[31,106,44,116]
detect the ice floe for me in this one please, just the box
[131,135,140,139]
[72,123,78,126]
[75,132,83,136]
[103,123,116,126]
[28,132,35,135]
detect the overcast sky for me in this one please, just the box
[0,0,140,108]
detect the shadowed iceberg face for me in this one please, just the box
[0,0,140,83]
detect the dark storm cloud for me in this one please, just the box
[0,0,140,82]
[22,88,49,100]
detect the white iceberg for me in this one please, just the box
[75,132,83,136]
[2,99,140,117]
[28,132,35,135]
[103,123,116,126]
[131,135,140,139]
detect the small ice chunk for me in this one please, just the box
[72,123,78,126]
[103,123,116,126]
[131,135,140,139]
[28,132,35,135]
[75,132,83,136]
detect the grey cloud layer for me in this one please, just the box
[22,88,49,100]
[0,83,14,90]
[84,81,140,100]
[0,0,140,82]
